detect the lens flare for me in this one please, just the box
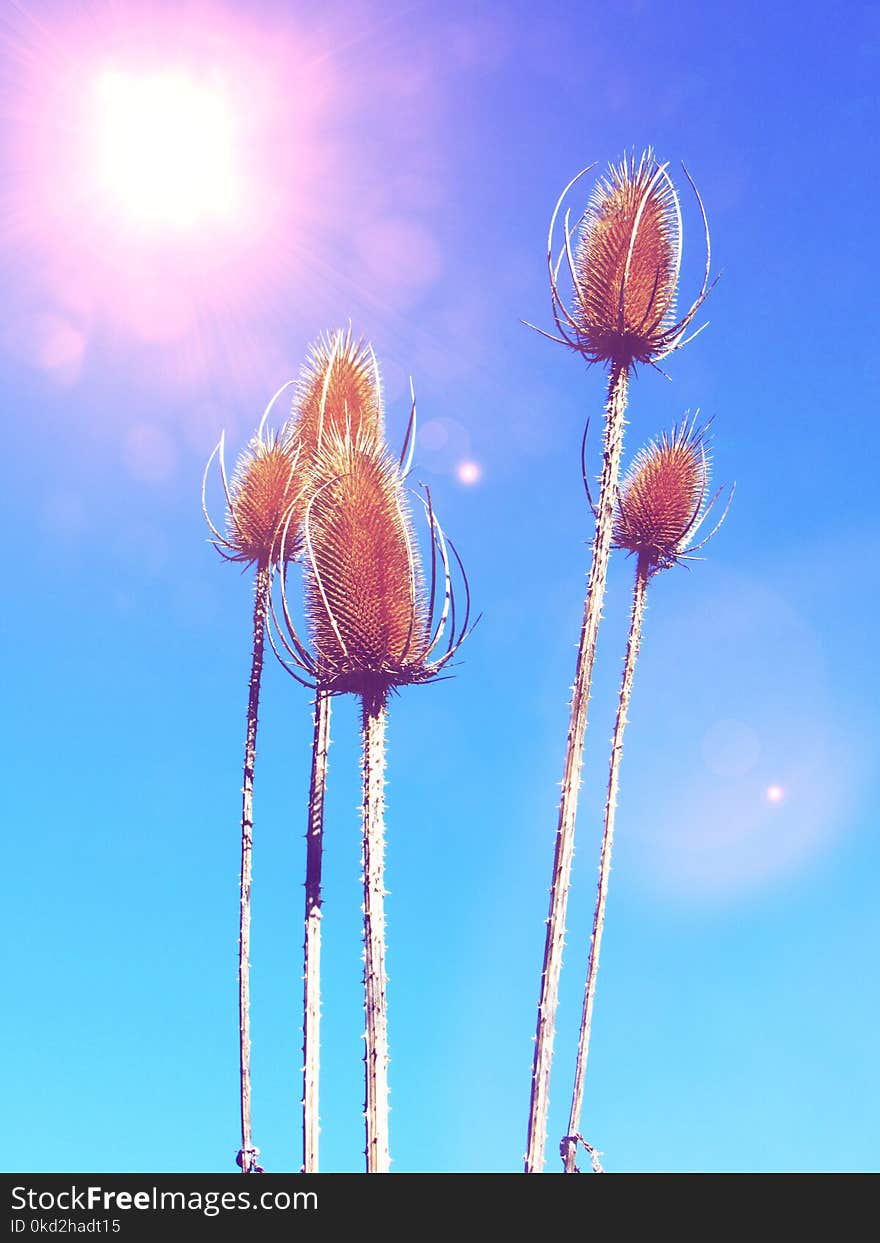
[92,70,238,229]
[2,3,344,386]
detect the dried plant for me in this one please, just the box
[303,432,433,701]
[300,685,331,1174]
[524,150,715,1173]
[611,417,722,569]
[562,417,732,1172]
[202,388,304,1175]
[283,328,387,1173]
[536,148,714,367]
[270,423,471,1173]
[294,326,385,460]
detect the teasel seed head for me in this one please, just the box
[271,424,472,703]
[537,148,715,369]
[305,427,429,700]
[614,415,731,573]
[292,326,384,464]
[203,420,303,569]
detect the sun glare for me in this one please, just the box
[9,3,360,374]
[93,70,238,229]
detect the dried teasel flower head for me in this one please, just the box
[203,405,303,568]
[307,429,424,700]
[537,149,715,369]
[201,372,305,571]
[292,326,384,465]
[271,425,471,705]
[613,415,732,572]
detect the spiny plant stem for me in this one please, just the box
[302,691,331,1173]
[562,553,649,1173]
[361,694,391,1173]
[525,361,629,1174]
[239,559,271,1175]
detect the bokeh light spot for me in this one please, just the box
[457,460,481,485]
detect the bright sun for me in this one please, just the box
[93,70,238,230]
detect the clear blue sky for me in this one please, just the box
[2,0,877,1173]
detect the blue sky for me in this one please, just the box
[2,0,878,1173]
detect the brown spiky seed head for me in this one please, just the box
[614,420,708,569]
[304,427,430,700]
[292,327,384,465]
[225,428,302,566]
[573,149,680,365]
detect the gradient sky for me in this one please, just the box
[2,0,878,1174]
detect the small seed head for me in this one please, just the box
[614,419,709,571]
[225,428,302,567]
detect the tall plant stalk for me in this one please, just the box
[524,150,713,1172]
[525,363,628,1173]
[272,421,471,1174]
[281,328,385,1172]
[238,559,271,1175]
[562,554,648,1173]
[203,409,302,1174]
[559,417,731,1171]
[302,690,331,1172]
[361,694,391,1173]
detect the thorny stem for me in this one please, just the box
[239,560,271,1175]
[562,554,649,1173]
[525,362,629,1174]
[302,691,331,1173]
[361,694,391,1173]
